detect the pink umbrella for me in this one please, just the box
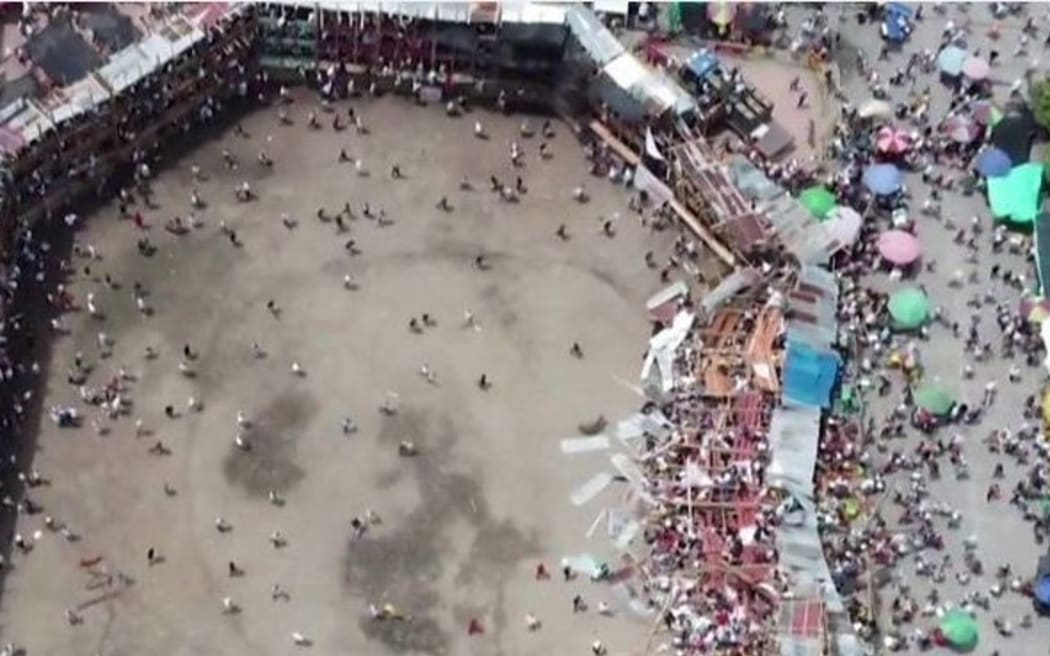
[961,56,989,81]
[877,229,921,265]
[942,115,979,143]
[972,100,1000,126]
[876,126,911,154]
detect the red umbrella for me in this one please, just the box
[875,126,911,154]
[877,229,921,265]
[942,115,979,143]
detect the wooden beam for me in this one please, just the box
[586,120,738,270]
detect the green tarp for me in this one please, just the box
[987,162,1044,224]
[799,185,836,220]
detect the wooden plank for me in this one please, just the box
[586,119,738,269]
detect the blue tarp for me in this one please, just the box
[783,341,841,409]
[886,3,913,19]
[882,5,912,44]
[686,49,719,80]
[882,16,909,43]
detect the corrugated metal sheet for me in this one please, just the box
[41,75,110,124]
[700,267,761,315]
[767,405,821,494]
[566,4,624,65]
[0,98,53,144]
[97,43,154,93]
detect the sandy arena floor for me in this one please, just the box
[0,93,717,656]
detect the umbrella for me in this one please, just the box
[972,100,1003,126]
[943,114,979,143]
[863,163,904,195]
[938,609,978,651]
[961,56,989,81]
[974,147,1012,178]
[877,229,921,265]
[875,126,911,154]
[707,2,735,25]
[1036,575,1050,607]
[858,98,893,119]
[888,288,929,329]
[915,382,955,416]
[798,185,837,220]
[1020,296,1050,323]
[937,45,968,76]
[825,206,863,246]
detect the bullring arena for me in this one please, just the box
[0,4,729,656]
[5,2,1044,656]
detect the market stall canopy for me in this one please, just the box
[798,185,836,220]
[987,162,1044,225]
[937,45,967,76]
[858,98,893,120]
[1037,213,1050,296]
[783,341,841,409]
[938,609,978,652]
[888,287,929,329]
[973,146,1012,178]
[565,5,625,65]
[863,163,904,195]
[875,125,911,154]
[961,56,989,81]
[990,110,1036,165]
[877,229,921,265]
[915,382,955,416]
[942,114,979,143]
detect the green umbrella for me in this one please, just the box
[939,609,978,651]
[914,382,955,415]
[799,186,837,220]
[888,288,929,329]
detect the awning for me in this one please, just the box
[566,5,625,65]
[783,341,840,409]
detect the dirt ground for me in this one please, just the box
[725,52,832,160]
[0,93,710,656]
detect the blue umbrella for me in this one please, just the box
[1036,575,1050,606]
[937,45,968,76]
[974,147,1013,178]
[863,163,904,196]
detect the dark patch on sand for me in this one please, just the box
[478,281,520,330]
[347,406,540,654]
[221,390,315,495]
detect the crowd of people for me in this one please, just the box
[0,1,1047,655]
